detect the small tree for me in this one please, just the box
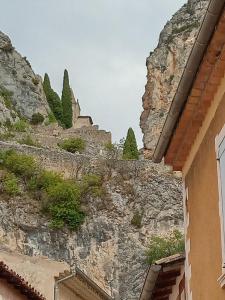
[43,73,63,123]
[61,69,73,128]
[146,230,185,265]
[123,128,139,160]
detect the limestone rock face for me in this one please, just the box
[0,144,183,300]
[140,0,209,156]
[0,31,49,122]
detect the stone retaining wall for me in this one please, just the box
[0,141,92,178]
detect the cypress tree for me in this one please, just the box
[61,69,73,128]
[43,73,63,123]
[122,128,139,160]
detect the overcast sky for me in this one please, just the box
[1,0,186,146]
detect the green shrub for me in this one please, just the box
[13,119,29,132]
[46,181,85,230]
[30,113,44,125]
[28,170,62,191]
[58,138,85,153]
[2,173,20,195]
[49,205,85,230]
[3,150,37,179]
[131,211,142,228]
[47,181,81,203]
[146,230,185,265]
[18,135,39,147]
[81,174,104,197]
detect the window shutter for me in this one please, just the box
[218,137,225,263]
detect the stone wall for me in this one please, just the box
[10,124,112,157]
[0,141,92,178]
[32,124,111,146]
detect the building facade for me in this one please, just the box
[151,0,225,298]
[71,88,93,129]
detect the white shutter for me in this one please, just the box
[218,137,225,262]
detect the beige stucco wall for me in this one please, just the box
[72,103,81,127]
[59,284,83,300]
[184,82,225,298]
[0,251,69,300]
[0,279,28,300]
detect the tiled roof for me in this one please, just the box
[0,261,45,300]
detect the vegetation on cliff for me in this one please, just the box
[146,230,185,265]
[123,128,139,160]
[61,69,73,128]
[58,137,85,153]
[0,150,104,230]
[30,113,44,125]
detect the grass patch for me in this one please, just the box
[18,135,40,147]
[13,119,29,132]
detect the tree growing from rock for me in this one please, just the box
[123,128,139,160]
[43,73,63,123]
[61,69,73,128]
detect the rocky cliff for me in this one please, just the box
[0,10,189,299]
[0,142,183,300]
[0,31,49,124]
[140,0,209,156]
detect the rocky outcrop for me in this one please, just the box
[0,31,49,123]
[0,143,183,299]
[140,0,209,156]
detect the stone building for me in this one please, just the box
[55,269,113,300]
[71,88,93,129]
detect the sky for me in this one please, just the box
[1,0,186,146]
